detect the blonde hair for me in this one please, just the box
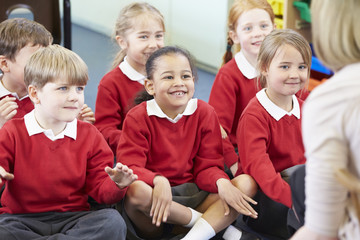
[111,2,165,69]
[223,0,275,65]
[311,0,360,72]
[24,44,88,89]
[257,29,312,89]
[0,18,52,61]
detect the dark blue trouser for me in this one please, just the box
[0,208,126,240]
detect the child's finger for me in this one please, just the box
[237,198,258,217]
[151,200,160,225]
[162,204,170,223]
[104,166,114,176]
[80,111,93,117]
[0,167,14,181]
[81,104,89,110]
[156,202,167,226]
[150,197,157,217]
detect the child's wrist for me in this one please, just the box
[114,180,126,189]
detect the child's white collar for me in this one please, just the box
[234,51,258,79]
[146,98,198,123]
[119,56,145,85]
[24,110,77,141]
[256,89,300,121]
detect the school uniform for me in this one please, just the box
[236,89,306,208]
[117,99,229,240]
[0,81,33,121]
[0,111,127,239]
[117,98,229,193]
[209,52,308,171]
[209,51,258,168]
[95,57,145,153]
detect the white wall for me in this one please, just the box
[68,0,233,72]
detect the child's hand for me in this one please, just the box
[0,166,14,184]
[0,96,18,128]
[77,104,95,124]
[216,178,258,218]
[151,176,172,227]
[105,163,138,188]
[220,125,228,139]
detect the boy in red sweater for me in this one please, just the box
[0,18,94,128]
[0,45,137,239]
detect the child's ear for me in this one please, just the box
[144,79,155,96]
[0,55,10,73]
[28,85,40,104]
[229,30,240,44]
[261,69,268,77]
[115,35,128,50]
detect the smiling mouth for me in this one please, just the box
[252,41,262,46]
[170,91,186,96]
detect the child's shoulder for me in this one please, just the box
[216,58,246,80]
[194,99,218,118]
[241,96,267,118]
[99,67,127,85]
[125,101,147,118]
[77,119,103,135]
[2,117,25,131]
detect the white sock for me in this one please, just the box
[181,218,215,240]
[223,225,243,240]
[183,207,202,228]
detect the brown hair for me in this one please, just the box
[0,18,52,61]
[111,2,165,69]
[222,0,275,65]
[257,29,312,89]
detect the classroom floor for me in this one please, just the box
[70,24,216,112]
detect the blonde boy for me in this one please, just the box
[0,45,137,240]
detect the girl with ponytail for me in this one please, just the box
[94,2,165,154]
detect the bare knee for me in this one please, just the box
[125,180,152,211]
[231,174,258,197]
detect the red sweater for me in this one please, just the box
[0,95,33,119]
[208,59,258,167]
[236,97,306,208]
[0,119,126,214]
[209,59,309,168]
[94,67,143,153]
[116,100,229,193]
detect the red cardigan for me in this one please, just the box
[0,118,126,214]
[116,100,229,193]
[94,67,143,153]
[236,97,306,208]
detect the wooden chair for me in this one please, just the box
[0,0,72,49]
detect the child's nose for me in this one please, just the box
[67,88,79,101]
[148,37,157,48]
[289,68,300,78]
[173,76,184,85]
